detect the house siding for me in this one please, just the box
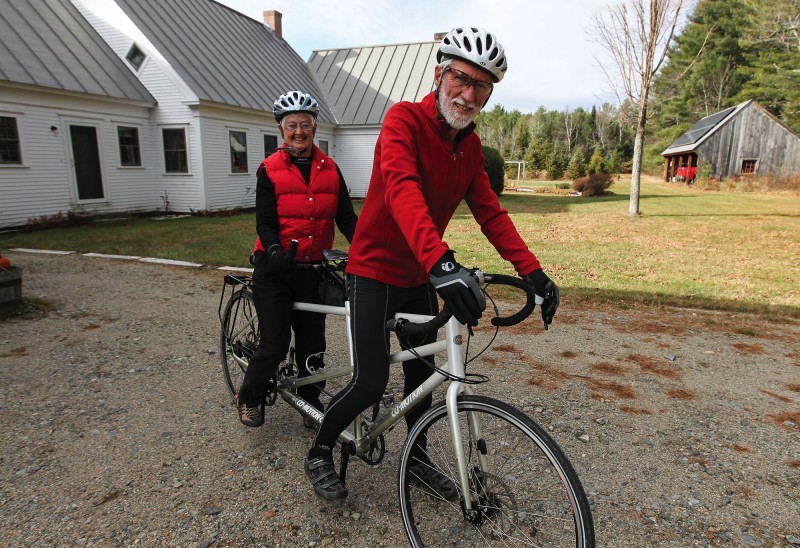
[195,106,337,212]
[0,85,155,228]
[73,0,206,214]
[331,127,380,198]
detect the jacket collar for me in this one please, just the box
[278,143,319,165]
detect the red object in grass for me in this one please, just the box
[676,166,697,182]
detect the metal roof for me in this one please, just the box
[0,0,154,103]
[308,41,439,126]
[662,101,751,155]
[113,0,336,124]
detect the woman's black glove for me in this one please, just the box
[524,269,560,329]
[428,250,485,326]
[266,241,297,279]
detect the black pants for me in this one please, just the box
[238,256,326,407]
[312,275,438,460]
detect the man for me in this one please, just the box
[236,91,357,429]
[304,27,559,501]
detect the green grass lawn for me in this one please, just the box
[3,176,798,318]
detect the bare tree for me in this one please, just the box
[591,0,685,215]
[563,106,576,153]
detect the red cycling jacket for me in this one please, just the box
[346,92,541,287]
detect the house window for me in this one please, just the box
[264,134,278,157]
[126,44,146,71]
[741,159,757,175]
[117,126,141,166]
[0,116,21,164]
[162,128,188,173]
[229,130,248,173]
[318,139,329,155]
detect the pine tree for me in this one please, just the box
[568,149,587,179]
[546,143,568,180]
[587,147,606,175]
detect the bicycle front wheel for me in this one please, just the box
[398,395,594,547]
[219,288,258,402]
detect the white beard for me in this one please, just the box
[437,92,479,129]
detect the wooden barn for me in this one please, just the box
[661,100,800,182]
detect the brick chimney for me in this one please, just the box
[434,32,447,41]
[263,10,282,39]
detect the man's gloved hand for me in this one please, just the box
[266,244,294,279]
[429,250,485,326]
[524,269,560,329]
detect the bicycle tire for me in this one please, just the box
[219,288,258,402]
[398,395,594,547]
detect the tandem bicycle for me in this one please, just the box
[218,249,595,547]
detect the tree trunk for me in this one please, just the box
[629,98,648,216]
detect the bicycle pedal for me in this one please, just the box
[263,376,278,406]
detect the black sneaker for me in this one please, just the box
[408,460,458,501]
[304,456,348,501]
[236,397,264,428]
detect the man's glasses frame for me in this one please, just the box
[444,67,494,97]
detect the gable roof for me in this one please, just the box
[661,100,752,155]
[0,0,154,104]
[308,41,439,126]
[113,0,335,124]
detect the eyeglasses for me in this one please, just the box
[282,122,315,132]
[445,67,494,97]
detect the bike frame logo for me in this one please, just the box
[288,393,322,420]
[391,386,424,418]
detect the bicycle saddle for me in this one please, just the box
[322,249,348,261]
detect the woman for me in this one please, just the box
[237,91,357,428]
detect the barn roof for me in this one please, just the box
[308,41,439,126]
[661,100,751,156]
[0,0,154,104]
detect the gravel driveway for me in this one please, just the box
[1,250,798,547]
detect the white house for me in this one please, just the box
[0,0,336,229]
[0,0,440,228]
[0,0,157,229]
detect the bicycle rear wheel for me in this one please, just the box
[398,395,594,547]
[220,289,258,402]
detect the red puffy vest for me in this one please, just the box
[253,146,340,262]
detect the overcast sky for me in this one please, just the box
[215,0,627,114]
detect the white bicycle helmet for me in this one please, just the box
[273,91,319,122]
[437,27,508,83]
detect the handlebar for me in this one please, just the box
[286,239,298,261]
[386,271,537,339]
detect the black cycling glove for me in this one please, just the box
[524,269,560,329]
[266,244,294,279]
[429,250,485,326]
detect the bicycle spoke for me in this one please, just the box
[220,290,258,401]
[399,395,594,547]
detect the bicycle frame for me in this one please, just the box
[279,300,484,514]
[220,266,594,544]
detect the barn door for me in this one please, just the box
[69,124,104,201]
